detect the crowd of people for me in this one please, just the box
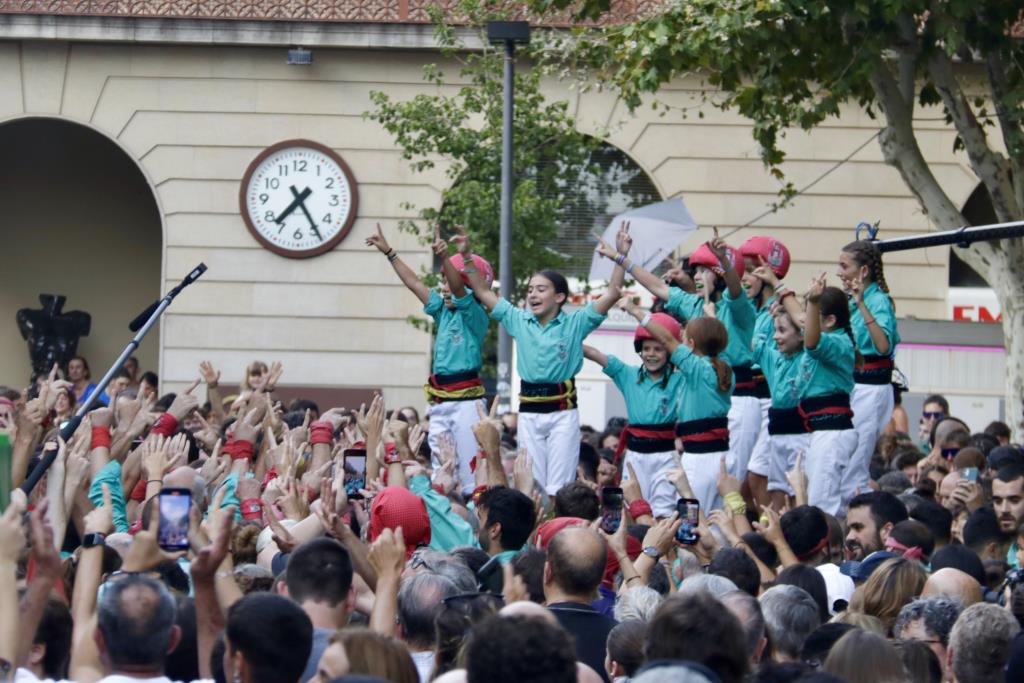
[0,223,1023,683]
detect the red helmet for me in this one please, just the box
[690,242,745,278]
[739,236,790,278]
[450,253,494,286]
[634,313,682,353]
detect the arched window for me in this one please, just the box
[542,141,662,280]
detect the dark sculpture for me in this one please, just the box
[16,295,91,379]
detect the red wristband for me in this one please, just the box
[628,499,653,519]
[229,439,254,461]
[91,426,112,450]
[130,477,147,502]
[472,484,489,506]
[240,498,263,521]
[261,467,278,490]
[309,421,334,446]
[432,484,445,495]
[152,412,178,438]
[383,442,401,465]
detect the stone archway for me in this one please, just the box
[0,117,162,387]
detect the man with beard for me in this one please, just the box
[992,463,1024,569]
[844,491,908,561]
[476,486,536,564]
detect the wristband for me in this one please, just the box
[773,281,785,293]
[627,261,635,275]
[472,484,489,507]
[432,483,446,495]
[628,499,653,520]
[91,426,112,449]
[229,439,255,461]
[615,253,626,266]
[777,289,796,303]
[240,498,263,521]
[864,317,877,326]
[151,412,179,438]
[384,247,394,257]
[723,492,747,515]
[309,421,334,446]
[261,467,278,490]
[207,382,219,390]
[129,478,147,502]
[383,442,401,465]
[640,312,652,328]
[387,251,399,263]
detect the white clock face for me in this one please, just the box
[242,142,357,257]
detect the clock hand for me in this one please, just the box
[274,185,312,225]
[291,186,323,241]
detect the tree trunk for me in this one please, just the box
[981,247,1024,438]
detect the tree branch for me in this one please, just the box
[896,14,918,112]
[984,51,1024,215]
[927,49,1020,222]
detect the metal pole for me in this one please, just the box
[872,220,1024,253]
[496,38,515,413]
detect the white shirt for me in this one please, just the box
[410,649,435,683]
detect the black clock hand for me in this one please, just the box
[292,186,323,242]
[274,185,312,226]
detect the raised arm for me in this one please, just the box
[366,222,432,305]
[451,225,499,312]
[583,344,609,369]
[436,225,467,299]
[598,221,672,302]
[849,276,891,355]
[708,228,742,299]
[622,300,680,353]
[801,274,827,351]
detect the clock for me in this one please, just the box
[239,139,358,258]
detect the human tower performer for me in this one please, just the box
[371,220,898,516]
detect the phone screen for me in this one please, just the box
[675,498,700,545]
[343,449,367,499]
[600,487,624,534]
[960,467,979,482]
[158,488,192,551]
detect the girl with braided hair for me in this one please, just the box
[838,240,900,505]
[776,273,860,516]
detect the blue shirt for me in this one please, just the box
[424,290,489,375]
[850,282,899,356]
[669,345,733,422]
[799,329,855,398]
[602,355,681,424]
[491,299,606,383]
[665,287,756,368]
[752,331,803,409]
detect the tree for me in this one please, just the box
[367,4,597,300]
[534,0,1024,436]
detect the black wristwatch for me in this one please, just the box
[82,533,107,549]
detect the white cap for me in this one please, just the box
[817,562,855,614]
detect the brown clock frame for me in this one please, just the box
[238,139,359,259]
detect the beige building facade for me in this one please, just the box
[0,8,988,410]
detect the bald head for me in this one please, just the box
[545,527,608,599]
[499,601,558,624]
[922,568,982,606]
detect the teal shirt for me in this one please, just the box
[425,290,489,375]
[1009,541,1020,570]
[491,299,606,383]
[850,282,899,356]
[665,287,756,367]
[798,329,855,399]
[753,295,776,348]
[669,345,733,422]
[409,475,477,551]
[89,460,129,533]
[602,355,681,424]
[752,331,803,409]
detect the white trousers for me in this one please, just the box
[682,449,728,514]
[727,395,763,480]
[746,398,773,477]
[518,409,581,495]
[843,383,894,504]
[806,428,858,517]
[427,398,486,496]
[621,448,679,518]
[767,432,811,495]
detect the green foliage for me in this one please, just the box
[366,0,598,301]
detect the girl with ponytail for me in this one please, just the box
[622,301,733,512]
[838,240,900,505]
[775,273,859,516]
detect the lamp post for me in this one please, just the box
[486,20,531,413]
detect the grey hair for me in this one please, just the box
[721,590,765,662]
[632,664,714,683]
[97,574,177,668]
[416,550,477,593]
[614,586,664,622]
[893,596,963,647]
[676,549,704,582]
[397,572,459,648]
[759,584,821,659]
[678,573,738,598]
[949,603,1020,683]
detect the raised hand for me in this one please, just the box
[751,255,781,287]
[716,455,741,497]
[622,462,643,504]
[199,361,220,388]
[368,527,406,580]
[513,448,533,496]
[450,224,471,256]
[366,222,392,253]
[592,233,618,261]
[708,226,730,267]
[167,379,201,421]
[848,274,865,303]
[615,220,633,255]
[472,397,501,454]
[431,224,449,257]
[806,272,827,304]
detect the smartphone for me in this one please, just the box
[600,486,624,534]
[157,488,192,551]
[675,497,700,545]
[343,448,367,499]
[476,556,504,594]
[960,467,979,482]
